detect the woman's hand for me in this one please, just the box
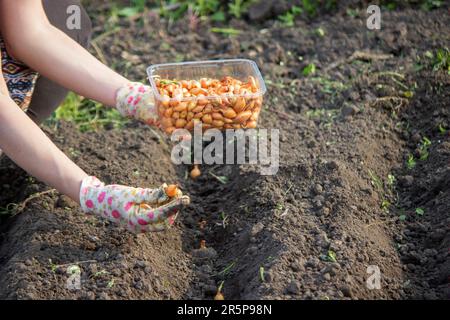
[79,176,190,233]
[116,82,159,126]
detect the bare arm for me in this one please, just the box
[0,0,128,107]
[0,93,88,202]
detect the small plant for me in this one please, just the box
[259,266,265,282]
[219,212,228,229]
[302,63,316,77]
[406,154,416,169]
[418,137,431,161]
[426,47,450,73]
[301,0,318,16]
[107,278,115,288]
[368,170,383,192]
[387,174,396,187]
[210,27,241,36]
[421,0,443,11]
[228,0,244,19]
[321,250,337,262]
[315,27,325,37]
[278,5,303,27]
[381,199,391,212]
[415,207,425,216]
[438,124,447,135]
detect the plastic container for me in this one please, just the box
[147,59,267,134]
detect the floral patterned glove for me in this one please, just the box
[79,176,190,233]
[115,82,159,126]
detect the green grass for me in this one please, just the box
[425,48,450,73]
[51,92,128,132]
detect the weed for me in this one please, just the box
[310,77,347,95]
[368,170,384,192]
[421,0,443,11]
[107,278,115,288]
[315,27,325,37]
[49,259,58,273]
[53,93,128,132]
[438,124,447,135]
[415,207,425,216]
[381,199,391,212]
[210,27,241,35]
[303,63,316,77]
[346,8,358,18]
[387,174,396,187]
[406,154,416,169]
[259,266,265,282]
[278,5,303,27]
[320,250,337,262]
[418,137,431,161]
[426,48,450,73]
[228,0,245,19]
[159,0,255,22]
[301,0,318,16]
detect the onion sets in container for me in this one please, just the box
[147,59,267,134]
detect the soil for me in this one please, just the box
[0,3,449,299]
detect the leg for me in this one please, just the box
[27,0,92,124]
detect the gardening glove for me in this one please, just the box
[115,82,159,126]
[79,176,190,233]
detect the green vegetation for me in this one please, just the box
[420,0,443,11]
[415,207,425,216]
[406,154,416,169]
[159,0,255,22]
[278,5,303,27]
[302,63,316,77]
[210,27,241,35]
[50,92,128,132]
[368,170,397,213]
[438,124,447,135]
[418,136,431,161]
[320,250,337,262]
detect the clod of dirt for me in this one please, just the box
[286,280,301,295]
[192,247,217,260]
[341,104,360,118]
[399,175,414,187]
[248,0,275,21]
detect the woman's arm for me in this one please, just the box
[0,92,189,233]
[0,0,128,107]
[0,93,88,202]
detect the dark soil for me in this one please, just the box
[0,4,449,299]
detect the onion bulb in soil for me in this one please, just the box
[190,165,201,179]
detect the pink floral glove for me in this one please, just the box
[79,176,190,233]
[115,82,159,126]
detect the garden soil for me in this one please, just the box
[0,4,448,299]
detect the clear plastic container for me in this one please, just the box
[147,59,267,134]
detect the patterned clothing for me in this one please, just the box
[0,37,38,111]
